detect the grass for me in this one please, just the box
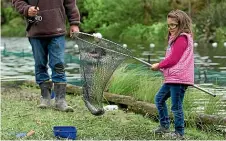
[107,64,162,101]
[1,82,225,140]
[107,64,226,117]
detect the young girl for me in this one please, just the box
[151,10,194,139]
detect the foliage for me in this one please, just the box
[194,1,226,43]
[107,64,144,96]
[120,23,168,48]
[1,6,21,24]
[81,0,170,42]
[169,0,206,16]
[81,0,143,30]
[204,95,223,115]
[1,17,26,37]
[81,0,145,41]
[215,27,226,44]
[148,0,171,22]
[1,3,26,37]
[1,0,226,44]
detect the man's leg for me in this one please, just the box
[29,37,52,108]
[48,35,73,112]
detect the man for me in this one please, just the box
[12,0,80,112]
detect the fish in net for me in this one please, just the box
[74,32,133,115]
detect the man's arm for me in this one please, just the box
[64,0,80,26]
[12,0,31,17]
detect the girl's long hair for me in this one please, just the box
[167,9,193,43]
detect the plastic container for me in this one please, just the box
[103,105,118,111]
[16,133,26,138]
[53,126,77,140]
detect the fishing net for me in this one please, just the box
[74,32,133,115]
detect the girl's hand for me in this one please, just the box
[151,63,160,71]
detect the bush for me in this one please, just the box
[194,1,226,42]
[1,17,26,37]
[215,27,226,44]
[120,23,168,49]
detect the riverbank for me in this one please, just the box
[1,81,225,140]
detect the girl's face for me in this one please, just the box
[167,17,178,36]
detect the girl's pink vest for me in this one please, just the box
[162,33,194,85]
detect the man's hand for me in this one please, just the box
[70,25,79,37]
[151,63,160,71]
[28,6,39,17]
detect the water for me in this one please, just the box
[1,37,226,116]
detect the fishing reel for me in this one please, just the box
[27,15,42,24]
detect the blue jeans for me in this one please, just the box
[155,83,188,135]
[29,35,67,84]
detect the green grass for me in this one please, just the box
[107,64,162,102]
[1,82,225,140]
[107,64,226,117]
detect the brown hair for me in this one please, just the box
[167,9,193,42]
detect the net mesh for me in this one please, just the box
[74,32,133,114]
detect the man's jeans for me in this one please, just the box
[29,35,66,84]
[155,83,188,135]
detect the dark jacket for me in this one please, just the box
[12,0,80,37]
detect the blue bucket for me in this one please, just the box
[53,126,77,140]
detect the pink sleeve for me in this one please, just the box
[159,35,188,69]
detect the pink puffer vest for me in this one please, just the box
[162,33,194,85]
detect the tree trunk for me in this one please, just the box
[103,92,226,126]
[143,0,151,25]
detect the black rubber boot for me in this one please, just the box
[38,81,53,108]
[54,83,74,112]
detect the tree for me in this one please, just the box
[194,1,226,43]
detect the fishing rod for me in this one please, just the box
[26,0,41,31]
